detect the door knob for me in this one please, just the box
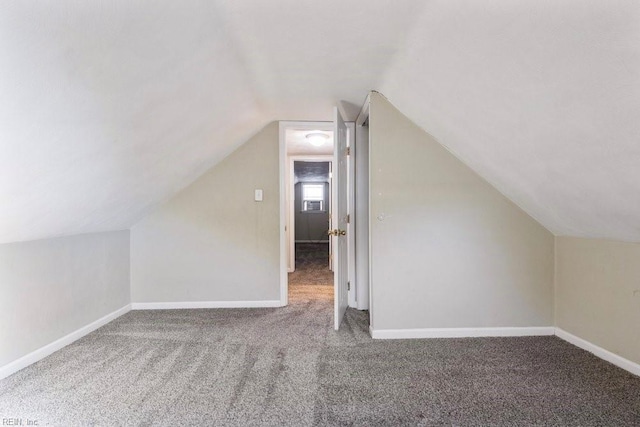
[328,229,337,236]
[338,229,346,236]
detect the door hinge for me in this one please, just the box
[346,147,351,156]
[347,281,351,291]
[346,214,350,224]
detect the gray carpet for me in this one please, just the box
[1,248,639,425]
[288,242,333,287]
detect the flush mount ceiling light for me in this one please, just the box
[306,132,329,147]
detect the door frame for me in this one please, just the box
[287,155,333,273]
[355,94,371,318]
[278,120,356,308]
[279,121,333,307]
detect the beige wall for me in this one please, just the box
[0,231,130,367]
[131,123,280,303]
[555,236,640,365]
[369,92,554,331]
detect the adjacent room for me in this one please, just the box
[1,1,639,425]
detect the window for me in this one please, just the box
[302,183,324,212]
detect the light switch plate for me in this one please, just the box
[254,189,263,201]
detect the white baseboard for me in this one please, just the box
[555,328,640,377]
[0,304,131,380]
[131,300,282,310]
[370,326,555,340]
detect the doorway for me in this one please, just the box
[280,123,335,305]
[278,114,358,331]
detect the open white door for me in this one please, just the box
[332,107,349,330]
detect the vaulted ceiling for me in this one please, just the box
[1,0,638,244]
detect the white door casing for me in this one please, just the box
[346,122,357,308]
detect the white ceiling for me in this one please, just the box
[1,0,639,243]
[379,0,640,242]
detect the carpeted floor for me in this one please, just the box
[1,246,639,426]
[288,242,333,287]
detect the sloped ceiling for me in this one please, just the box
[379,0,640,242]
[1,0,638,243]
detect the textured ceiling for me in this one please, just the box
[294,162,330,183]
[1,0,639,243]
